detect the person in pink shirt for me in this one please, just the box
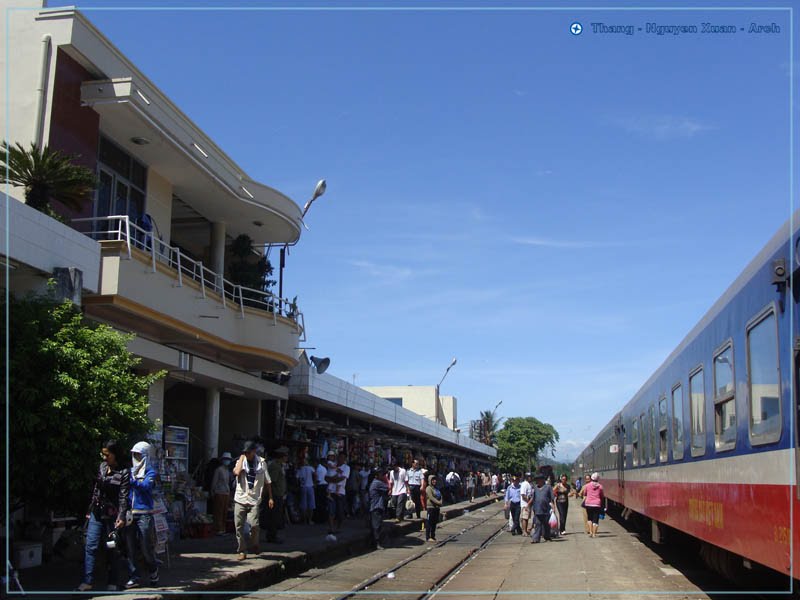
[583,472,606,538]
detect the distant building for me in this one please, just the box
[361,386,458,430]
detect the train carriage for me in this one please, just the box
[577,211,799,580]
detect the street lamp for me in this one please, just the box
[301,179,327,223]
[278,179,327,305]
[438,357,457,388]
[436,357,457,427]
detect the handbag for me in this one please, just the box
[405,499,416,512]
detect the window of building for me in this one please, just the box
[96,136,147,227]
[689,367,706,456]
[631,419,639,466]
[658,396,668,462]
[649,405,657,464]
[713,343,736,450]
[747,309,781,444]
[385,397,403,407]
[672,384,684,460]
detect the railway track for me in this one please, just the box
[238,504,507,600]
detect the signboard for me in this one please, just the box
[609,444,619,454]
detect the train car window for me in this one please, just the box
[672,384,684,460]
[632,419,639,466]
[658,397,668,462]
[747,309,781,444]
[649,405,657,464]
[640,414,647,466]
[713,343,736,451]
[689,367,706,456]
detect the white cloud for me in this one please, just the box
[618,115,713,140]
[509,236,628,249]
[348,260,413,282]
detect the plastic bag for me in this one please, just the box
[548,510,558,530]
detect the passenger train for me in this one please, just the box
[576,211,799,582]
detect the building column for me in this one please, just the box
[210,221,226,291]
[147,378,165,426]
[205,387,220,460]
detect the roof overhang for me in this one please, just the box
[80,77,302,244]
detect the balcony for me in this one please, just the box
[75,216,304,372]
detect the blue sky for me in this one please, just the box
[48,0,795,459]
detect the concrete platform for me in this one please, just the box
[17,493,501,598]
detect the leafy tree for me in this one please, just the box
[496,417,559,475]
[1,141,96,220]
[1,291,164,515]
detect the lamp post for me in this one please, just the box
[278,179,327,307]
[436,357,457,427]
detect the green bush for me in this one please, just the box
[2,291,164,515]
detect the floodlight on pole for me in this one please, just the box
[279,179,328,304]
[438,357,457,388]
[436,357,457,429]
[301,179,327,223]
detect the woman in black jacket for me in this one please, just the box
[77,440,130,592]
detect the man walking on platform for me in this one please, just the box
[504,474,523,535]
[407,460,424,519]
[232,441,273,561]
[529,472,555,544]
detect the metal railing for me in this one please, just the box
[72,215,304,335]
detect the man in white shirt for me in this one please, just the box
[231,441,273,561]
[295,459,316,525]
[389,463,409,522]
[407,460,424,519]
[325,452,350,533]
[491,473,499,494]
[519,473,533,535]
[314,455,330,523]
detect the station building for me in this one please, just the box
[1,1,495,482]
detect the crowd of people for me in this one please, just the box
[220,446,503,553]
[502,471,607,543]
[78,437,612,592]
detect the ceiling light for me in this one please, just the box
[192,142,208,158]
[131,136,151,146]
[136,89,151,105]
[240,186,254,199]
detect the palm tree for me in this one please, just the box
[479,409,502,447]
[1,141,95,219]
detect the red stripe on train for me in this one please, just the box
[600,479,795,576]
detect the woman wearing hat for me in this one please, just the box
[211,452,233,535]
[583,472,606,538]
